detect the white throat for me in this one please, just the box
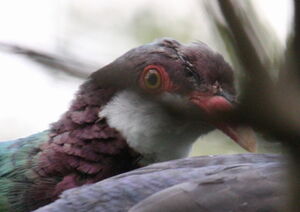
[99,90,202,165]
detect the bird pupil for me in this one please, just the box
[147,72,158,86]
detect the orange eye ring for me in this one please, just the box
[144,68,161,89]
[140,65,173,92]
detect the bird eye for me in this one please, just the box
[144,69,161,89]
[140,65,173,92]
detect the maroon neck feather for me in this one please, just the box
[28,79,141,209]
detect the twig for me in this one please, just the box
[0,42,96,79]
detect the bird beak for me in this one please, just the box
[189,91,256,152]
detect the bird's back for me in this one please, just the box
[0,131,49,211]
[35,154,287,212]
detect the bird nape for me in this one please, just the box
[0,38,256,212]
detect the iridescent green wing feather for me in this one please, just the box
[0,131,49,211]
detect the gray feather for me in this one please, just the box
[34,154,287,212]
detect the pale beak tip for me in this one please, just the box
[235,127,257,153]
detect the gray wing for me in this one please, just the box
[34,154,287,212]
[129,161,287,212]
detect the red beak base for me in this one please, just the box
[190,91,256,152]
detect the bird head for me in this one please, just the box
[91,38,256,164]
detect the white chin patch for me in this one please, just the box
[99,90,201,165]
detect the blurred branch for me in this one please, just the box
[217,0,268,78]
[0,42,96,79]
[279,0,300,88]
[294,0,300,75]
[216,1,299,211]
[216,0,300,142]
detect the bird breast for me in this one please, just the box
[99,90,200,165]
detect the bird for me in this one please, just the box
[0,38,256,212]
[34,154,287,212]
